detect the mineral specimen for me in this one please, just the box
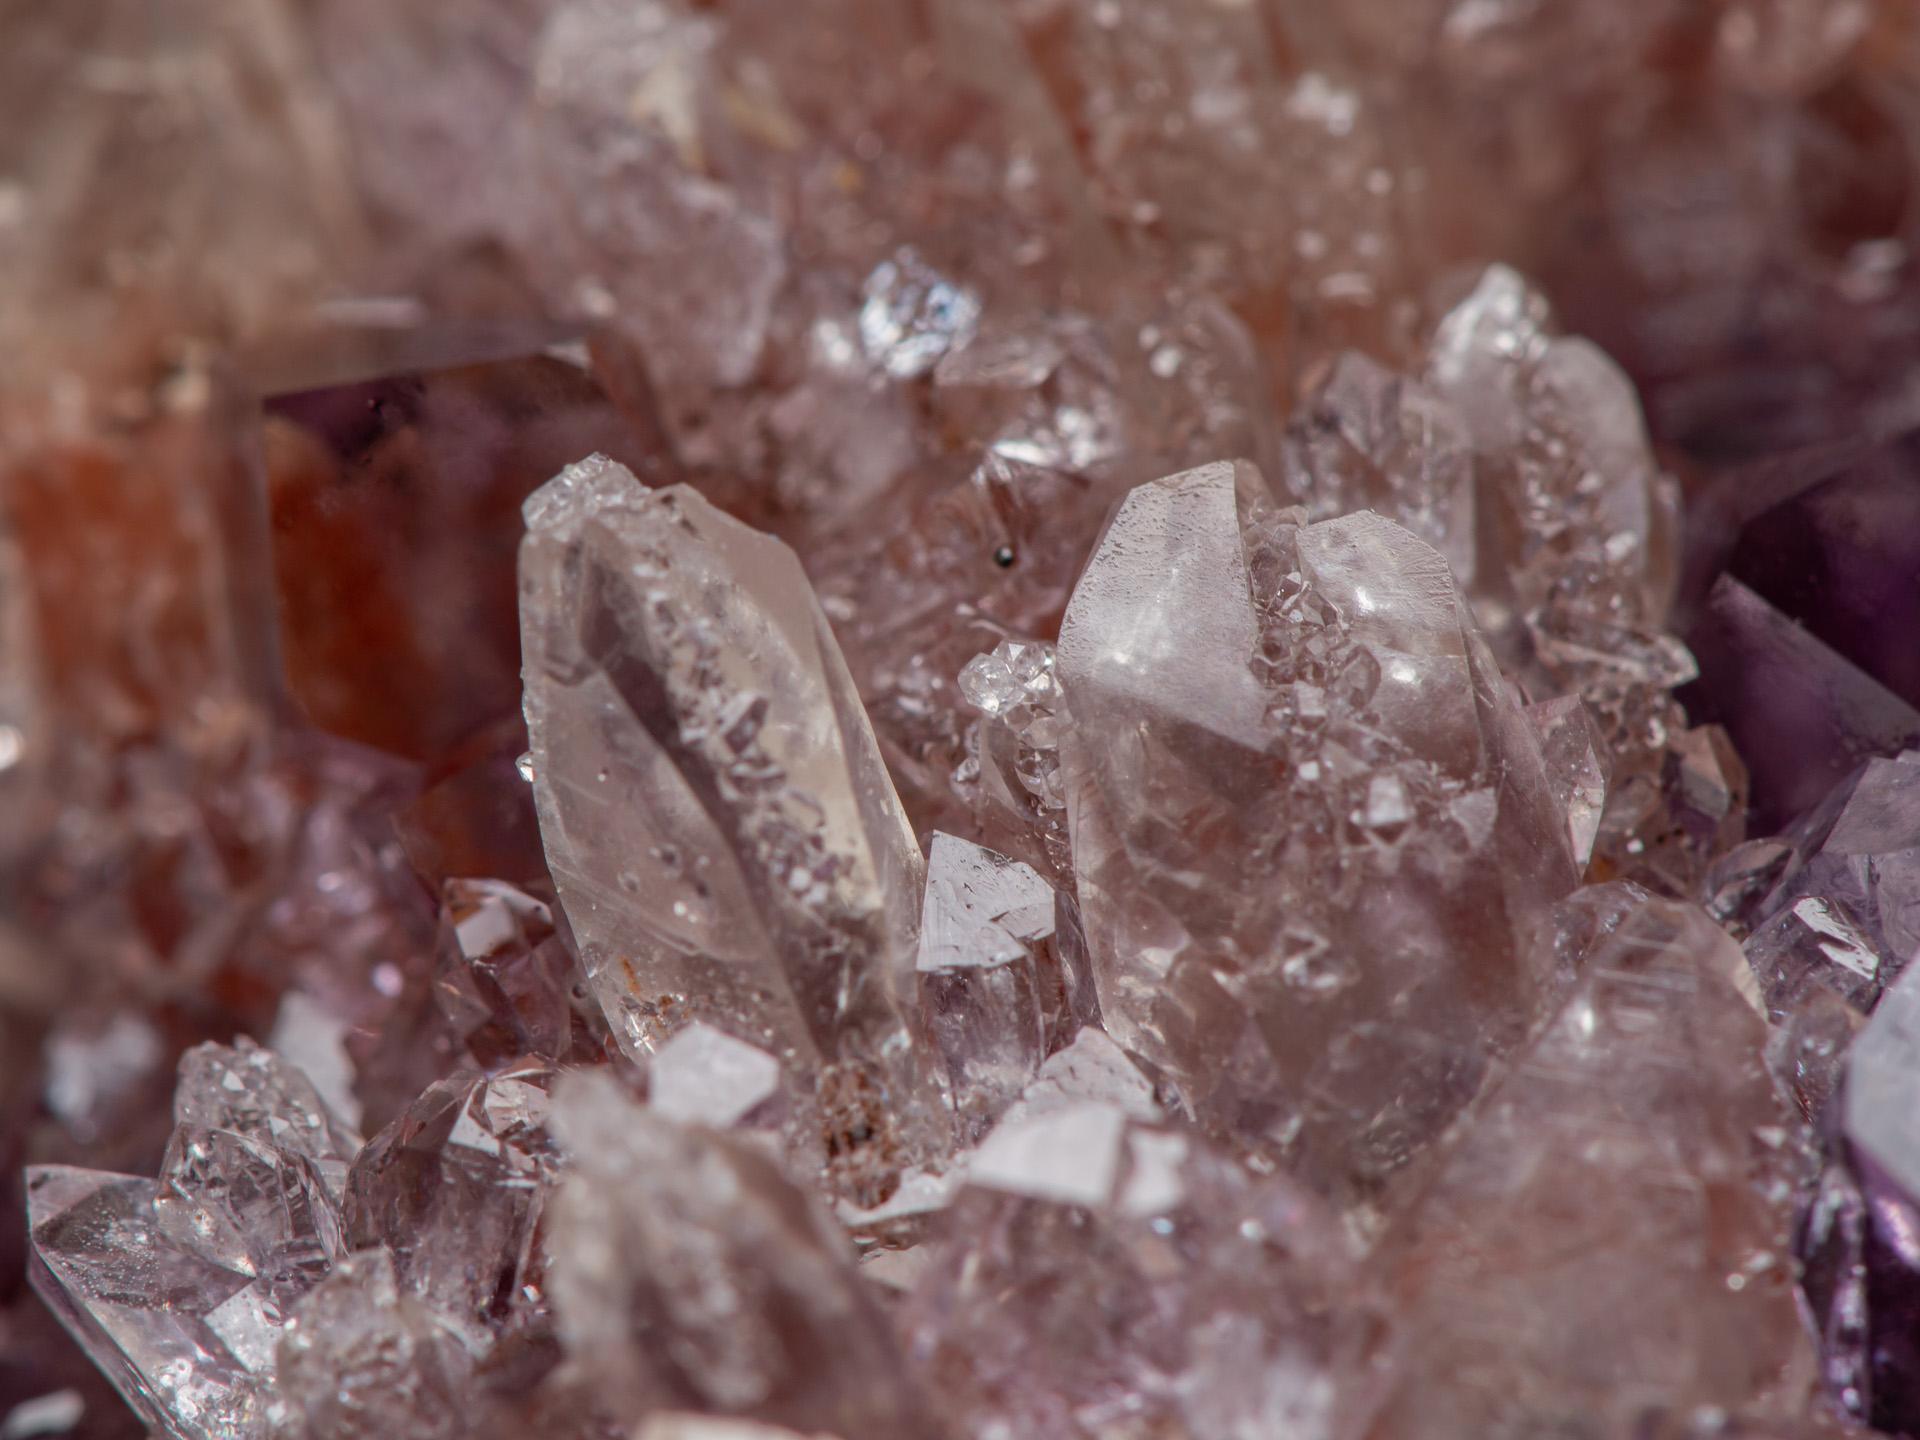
[14,3,1920,1439]
[1365,890,1810,1438]
[1057,458,1574,1215]
[914,832,1094,1139]
[546,1073,939,1439]
[518,455,940,1203]
[1796,959,1920,1433]
[904,1097,1369,1440]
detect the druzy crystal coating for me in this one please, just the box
[11,2,1920,1438]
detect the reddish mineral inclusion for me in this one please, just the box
[10,2,1920,1439]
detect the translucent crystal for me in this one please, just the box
[171,1041,361,1177]
[858,250,983,380]
[1733,750,1920,1115]
[342,1060,561,1346]
[26,1166,279,1440]
[546,1073,937,1437]
[1055,459,1573,1214]
[276,1250,472,1440]
[153,1127,344,1308]
[1684,575,1920,834]
[518,456,940,1202]
[431,879,593,1069]
[1366,890,1808,1437]
[903,1098,1369,1440]
[1280,351,1478,586]
[1527,695,1615,871]
[915,833,1093,1138]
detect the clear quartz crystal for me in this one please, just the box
[26,1044,360,1440]
[546,1073,938,1438]
[27,1166,281,1440]
[914,832,1091,1139]
[431,879,589,1068]
[518,455,943,1204]
[342,1059,562,1348]
[902,1090,1370,1440]
[1055,458,1573,1217]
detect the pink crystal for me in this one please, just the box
[1057,459,1573,1214]
[1365,890,1809,1437]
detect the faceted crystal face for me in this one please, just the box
[546,1074,938,1439]
[649,1023,784,1131]
[343,1060,562,1347]
[914,832,1093,1138]
[1366,890,1809,1438]
[1057,458,1574,1214]
[26,1166,278,1440]
[518,455,939,1202]
[431,879,598,1069]
[172,1041,362,1174]
[1684,575,1920,835]
[1727,750,1920,1116]
[1526,696,1614,871]
[154,1126,344,1301]
[904,1094,1369,1440]
[21,0,1920,1435]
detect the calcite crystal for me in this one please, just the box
[1057,458,1573,1213]
[17,3,1920,1439]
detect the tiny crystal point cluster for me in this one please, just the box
[11,3,1920,1439]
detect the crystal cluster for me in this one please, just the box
[11,2,1920,1439]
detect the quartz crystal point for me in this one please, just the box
[955,638,1072,876]
[153,1041,360,1323]
[518,455,938,1203]
[546,1072,939,1439]
[1367,890,1808,1439]
[1056,459,1573,1212]
[342,1059,562,1347]
[1729,751,1920,1119]
[1526,696,1614,872]
[26,1166,282,1440]
[915,833,1095,1139]
[1796,957,1920,1434]
[168,1041,361,1178]
[903,1098,1367,1440]
[431,879,602,1069]
[1279,265,1733,890]
[275,1250,473,1440]
[25,1045,359,1440]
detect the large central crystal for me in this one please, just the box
[1057,459,1574,1212]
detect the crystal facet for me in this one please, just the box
[1057,459,1574,1214]
[519,456,939,1202]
